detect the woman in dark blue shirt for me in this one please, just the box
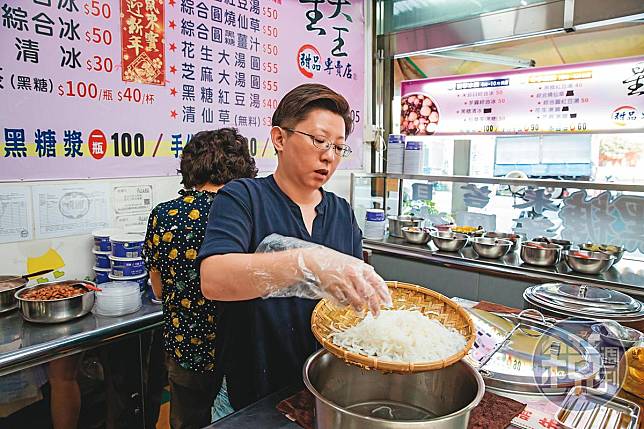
[198,84,391,409]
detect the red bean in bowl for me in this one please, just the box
[400,93,440,136]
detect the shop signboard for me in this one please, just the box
[400,56,644,136]
[0,0,365,181]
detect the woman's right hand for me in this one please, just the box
[299,246,392,315]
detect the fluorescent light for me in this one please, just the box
[421,50,536,68]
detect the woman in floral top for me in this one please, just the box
[143,128,257,429]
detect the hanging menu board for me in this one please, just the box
[400,56,644,136]
[0,0,365,181]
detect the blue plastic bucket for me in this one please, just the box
[93,266,111,284]
[92,228,123,252]
[110,234,145,258]
[109,256,145,278]
[93,250,111,269]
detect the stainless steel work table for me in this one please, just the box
[0,298,163,377]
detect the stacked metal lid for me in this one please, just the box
[523,283,644,323]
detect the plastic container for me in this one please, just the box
[93,266,111,284]
[108,272,147,293]
[93,250,111,269]
[109,256,145,278]
[93,281,142,316]
[110,233,145,258]
[92,228,124,252]
[403,140,423,175]
[387,134,405,174]
[363,209,386,240]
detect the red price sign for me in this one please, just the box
[88,129,107,159]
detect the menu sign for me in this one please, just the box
[0,0,365,181]
[400,56,644,136]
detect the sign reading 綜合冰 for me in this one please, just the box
[0,0,365,181]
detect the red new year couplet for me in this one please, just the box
[120,0,165,86]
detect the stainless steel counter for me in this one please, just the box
[0,299,162,377]
[364,237,644,298]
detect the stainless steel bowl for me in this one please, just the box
[471,237,512,259]
[0,276,28,313]
[387,216,424,238]
[430,231,468,252]
[563,250,615,275]
[484,232,521,251]
[520,242,562,267]
[304,349,485,429]
[580,243,625,264]
[401,227,431,245]
[15,280,96,323]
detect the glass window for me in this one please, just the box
[378,0,552,34]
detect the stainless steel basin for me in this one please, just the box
[304,350,485,428]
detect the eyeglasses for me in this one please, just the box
[284,128,352,158]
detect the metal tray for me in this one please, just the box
[556,386,640,429]
[464,308,602,396]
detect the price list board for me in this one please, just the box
[400,56,644,137]
[0,0,365,181]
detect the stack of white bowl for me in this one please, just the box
[363,209,386,240]
[387,134,405,174]
[93,281,142,317]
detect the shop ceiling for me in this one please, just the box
[395,22,644,82]
[377,0,644,66]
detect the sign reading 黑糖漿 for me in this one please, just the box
[400,56,644,136]
[0,0,365,181]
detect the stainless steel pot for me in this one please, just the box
[520,242,562,267]
[304,350,485,429]
[563,250,614,274]
[471,237,512,259]
[484,232,522,251]
[0,276,28,313]
[388,216,424,238]
[15,281,96,323]
[430,231,468,252]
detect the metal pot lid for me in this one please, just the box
[523,291,644,322]
[526,291,642,316]
[464,308,602,396]
[533,283,635,306]
[525,286,643,317]
[531,289,636,309]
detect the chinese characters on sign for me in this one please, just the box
[120,0,165,85]
[0,0,365,181]
[400,56,644,136]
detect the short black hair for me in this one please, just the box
[179,128,258,188]
[272,83,354,138]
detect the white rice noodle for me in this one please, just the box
[331,309,466,363]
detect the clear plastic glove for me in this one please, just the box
[255,234,392,315]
